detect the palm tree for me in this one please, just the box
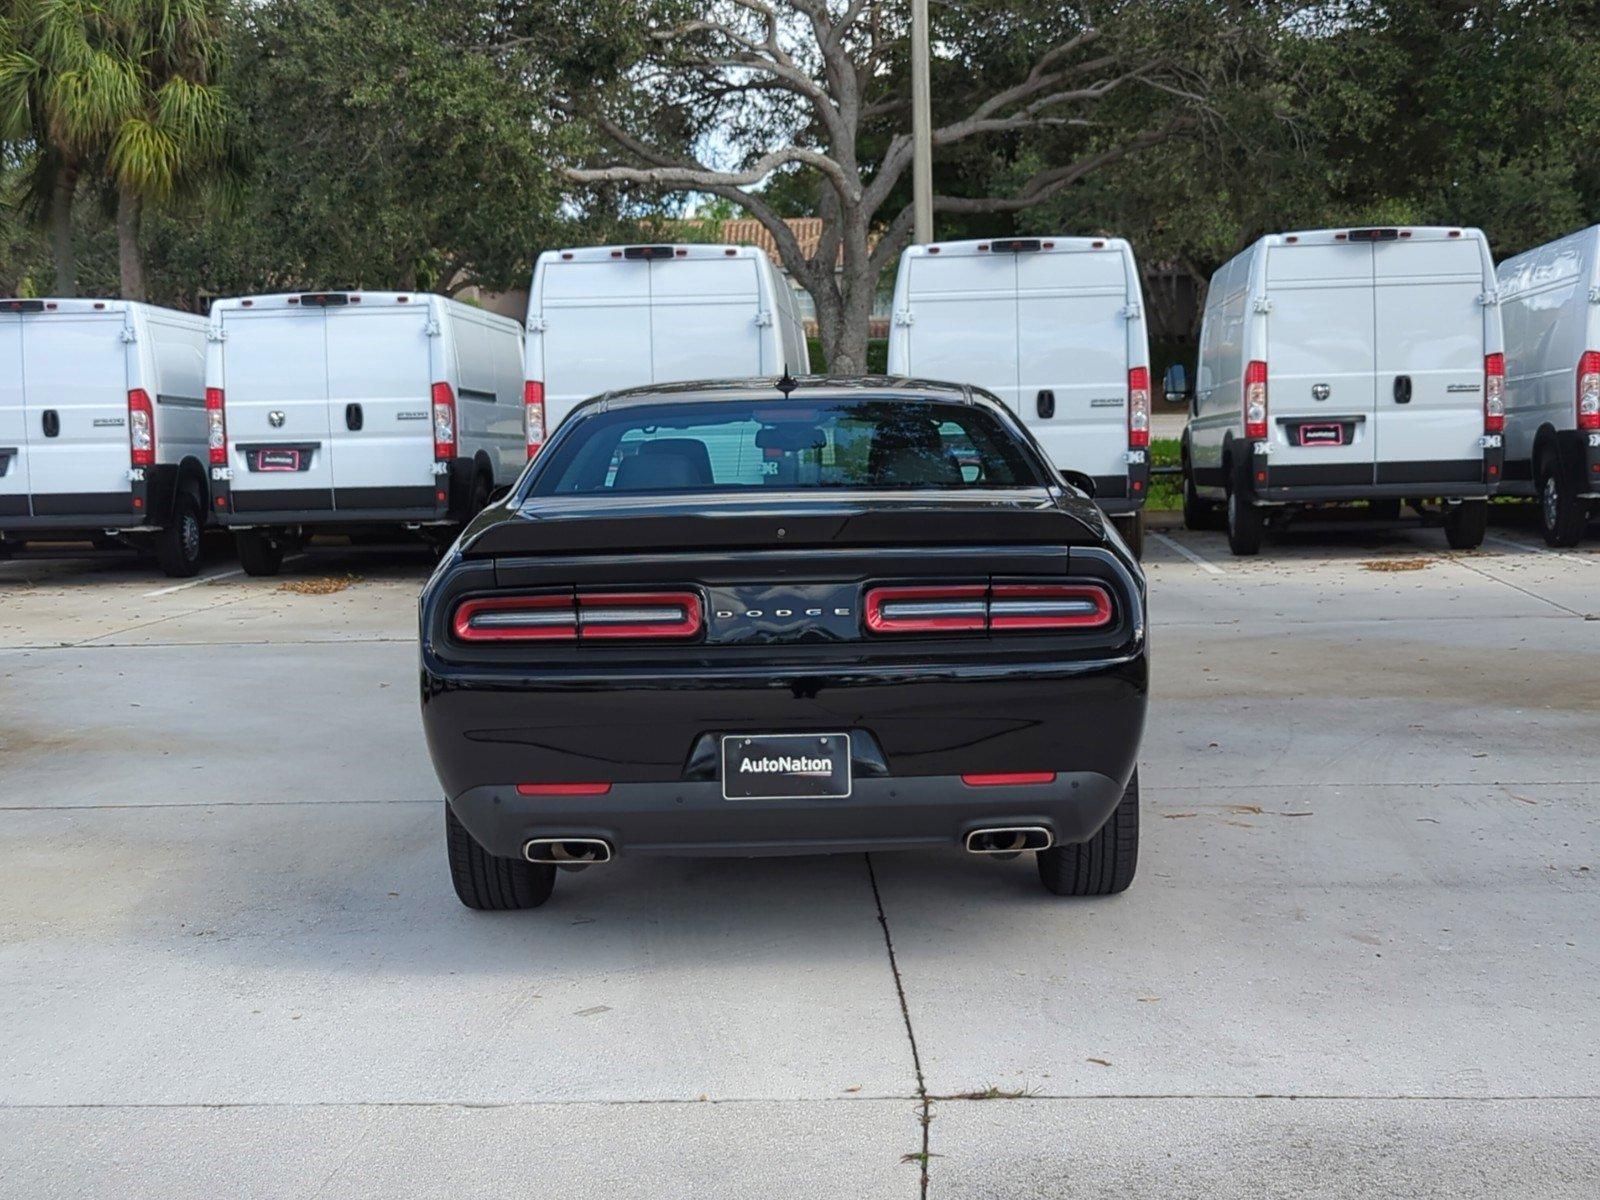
[0,0,231,299]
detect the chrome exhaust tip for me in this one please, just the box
[965,826,1053,855]
[523,837,613,865]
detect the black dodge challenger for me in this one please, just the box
[420,377,1147,910]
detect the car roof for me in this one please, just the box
[586,375,1000,415]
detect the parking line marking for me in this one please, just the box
[1150,532,1224,575]
[141,553,306,598]
[1485,534,1597,566]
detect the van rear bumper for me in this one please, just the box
[0,470,179,532]
[1250,454,1500,503]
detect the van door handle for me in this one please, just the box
[1393,375,1412,404]
[1036,389,1055,419]
[41,410,60,437]
[345,403,363,431]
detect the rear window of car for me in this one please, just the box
[528,398,1046,496]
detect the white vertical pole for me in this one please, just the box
[911,0,933,245]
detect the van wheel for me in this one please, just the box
[235,530,285,576]
[1183,470,1222,531]
[154,492,204,578]
[1225,462,1264,556]
[1111,512,1144,559]
[1537,453,1587,547]
[1037,770,1139,896]
[1442,500,1488,550]
[1368,498,1403,522]
[446,802,555,911]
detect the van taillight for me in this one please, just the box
[452,590,703,643]
[127,389,155,466]
[431,381,456,461]
[524,380,545,458]
[1128,366,1150,449]
[205,388,227,465]
[1484,354,1505,433]
[1579,351,1600,431]
[864,583,1113,635]
[1244,360,1268,440]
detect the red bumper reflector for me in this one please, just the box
[516,782,613,797]
[961,772,1057,787]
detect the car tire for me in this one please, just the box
[1537,452,1586,547]
[1037,769,1139,896]
[446,802,556,911]
[1224,461,1264,556]
[1442,499,1488,550]
[1368,498,1403,522]
[154,491,204,578]
[235,529,286,577]
[1111,511,1144,560]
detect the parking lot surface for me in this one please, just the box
[2,515,1597,1198]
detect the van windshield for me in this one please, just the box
[528,398,1047,496]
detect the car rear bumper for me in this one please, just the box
[448,770,1130,859]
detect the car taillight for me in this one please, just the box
[431,381,456,461]
[961,772,1057,787]
[205,387,227,465]
[864,583,1114,635]
[864,585,988,633]
[1127,366,1150,449]
[577,591,703,639]
[452,590,703,643]
[1244,360,1268,440]
[1579,351,1600,431]
[516,782,612,797]
[1483,353,1505,433]
[453,595,576,642]
[127,389,154,466]
[988,584,1114,630]
[524,380,545,459]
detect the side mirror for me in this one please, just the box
[1163,363,1190,403]
[1059,469,1097,498]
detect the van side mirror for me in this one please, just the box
[1163,363,1190,403]
[1059,469,1097,498]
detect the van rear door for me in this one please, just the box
[1264,242,1378,480]
[898,251,1021,411]
[1372,237,1488,482]
[1016,247,1130,478]
[324,303,434,507]
[16,309,130,511]
[649,255,766,382]
[221,307,334,509]
[539,258,652,428]
[0,314,29,515]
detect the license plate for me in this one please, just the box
[721,733,851,800]
[257,449,302,472]
[1298,423,1344,447]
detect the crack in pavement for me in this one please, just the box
[866,853,932,1199]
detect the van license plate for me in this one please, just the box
[721,733,851,800]
[258,449,302,472]
[1298,423,1344,447]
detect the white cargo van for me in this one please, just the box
[523,244,810,446]
[1180,227,1504,555]
[1494,225,1600,545]
[206,292,525,575]
[1,298,210,576]
[887,237,1152,554]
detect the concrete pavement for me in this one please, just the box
[1,525,1596,1197]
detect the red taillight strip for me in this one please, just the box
[127,388,155,467]
[453,595,577,642]
[524,380,545,459]
[578,591,703,640]
[865,585,987,633]
[1127,366,1151,449]
[1578,351,1600,432]
[989,584,1113,630]
[864,583,1114,635]
[516,782,612,796]
[962,772,1057,787]
[205,387,227,465]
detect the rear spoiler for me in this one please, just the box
[460,492,1101,558]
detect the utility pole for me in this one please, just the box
[911,0,933,245]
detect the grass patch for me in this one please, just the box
[1147,437,1181,511]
